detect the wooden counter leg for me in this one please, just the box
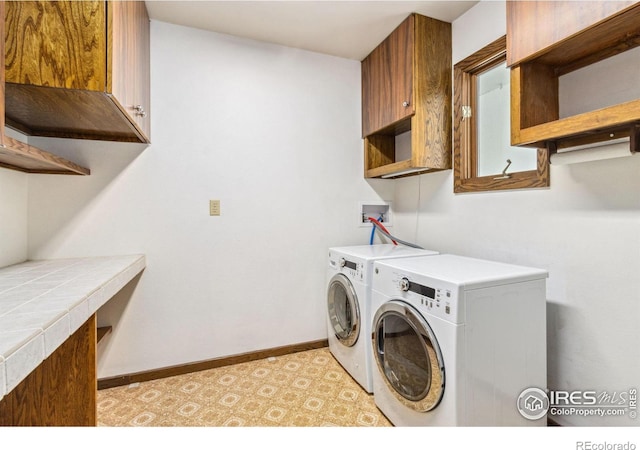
[0,315,97,426]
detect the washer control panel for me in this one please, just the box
[328,253,364,281]
[343,258,364,281]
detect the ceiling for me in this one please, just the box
[144,1,479,61]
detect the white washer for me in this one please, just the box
[326,244,439,393]
[371,254,548,426]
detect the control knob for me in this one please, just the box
[339,258,346,268]
[399,277,410,292]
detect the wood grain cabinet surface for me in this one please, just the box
[0,316,97,426]
[4,0,150,143]
[361,13,451,179]
[507,1,640,152]
[0,1,90,174]
[361,15,414,138]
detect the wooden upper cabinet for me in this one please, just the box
[109,0,150,138]
[0,1,90,175]
[0,1,5,150]
[507,1,640,150]
[361,13,451,179]
[4,1,150,143]
[506,1,637,67]
[5,1,107,90]
[361,15,414,138]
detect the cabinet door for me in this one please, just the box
[0,1,5,149]
[361,15,414,137]
[109,0,150,139]
[134,0,150,137]
[5,1,107,90]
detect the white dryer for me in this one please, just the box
[326,244,439,393]
[371,254,548,426]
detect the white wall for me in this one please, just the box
[391,1,640,427]
[26,21,393,377]
[19,2,640,428]
[0,167,28,267]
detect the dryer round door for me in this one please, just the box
[373,300,445,412]
[327,273,360,347]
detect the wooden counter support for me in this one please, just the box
[97,326,113,344]
[0,315,97,426]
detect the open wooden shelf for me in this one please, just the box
[512,96,640,149]
[0,135,90,175]
[365,157,441,179]
[509,2,640,150]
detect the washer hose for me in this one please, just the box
[367,217,423,249]
[367,216,397,245]
[370,215,383,245]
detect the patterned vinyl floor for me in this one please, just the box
[97,347,392,427]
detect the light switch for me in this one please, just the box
[209,200,221,216]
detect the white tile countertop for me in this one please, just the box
[0,254,146,401]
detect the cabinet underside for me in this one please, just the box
[6,83,148,143]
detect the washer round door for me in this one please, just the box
[327,273,360,347]
[373,300,445,412]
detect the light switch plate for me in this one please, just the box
[209,200,221,216]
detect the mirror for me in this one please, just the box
[453,36,549,193]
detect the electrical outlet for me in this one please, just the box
[209,200,221,216]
